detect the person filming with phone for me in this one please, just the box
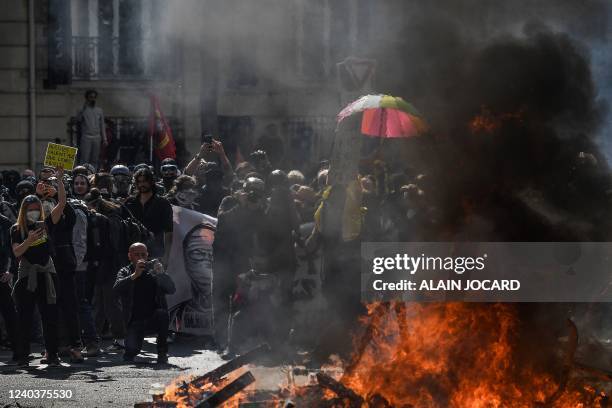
[10,167,66,366]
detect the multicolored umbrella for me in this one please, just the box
[337,94,427,138]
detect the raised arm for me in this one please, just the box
[50,167,66,224]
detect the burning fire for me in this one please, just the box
[469,105,525,134]
[339,302,607,408]
[159,303,608,407]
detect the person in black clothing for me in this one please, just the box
[11,167,66,367]
[124,168,173,262]
[36,177,83,363]
[0,213,18,362]
[212,177,267,353]
[113,242,175,364]
[157,162,179,195]
[196,163,230,217]
[166,175,199,210]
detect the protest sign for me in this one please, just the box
[44,143,78,170]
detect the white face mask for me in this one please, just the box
[176,190,197,206]
[26,210,40,223]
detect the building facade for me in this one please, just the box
[0,0,379,171]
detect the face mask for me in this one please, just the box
[176,190,197,206]
[27,210,40,223]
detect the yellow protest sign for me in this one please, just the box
[43,143,78,170]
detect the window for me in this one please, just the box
[294,0,364,82]
[48,0,172,81]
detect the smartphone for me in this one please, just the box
[34,220,46,230]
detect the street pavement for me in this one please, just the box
[0,337,226,407]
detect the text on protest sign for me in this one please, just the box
[44,143,78,170]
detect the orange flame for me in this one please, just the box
[469,106,525,134]
[339,302,606,408]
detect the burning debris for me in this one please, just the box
[134,304,612,408]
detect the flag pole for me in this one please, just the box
[150,133,153,163]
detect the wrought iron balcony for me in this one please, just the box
[71,36,169,80]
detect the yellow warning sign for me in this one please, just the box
[43,143,78,170]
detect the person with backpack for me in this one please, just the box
[70,198,103,357]
[84,189,127,351]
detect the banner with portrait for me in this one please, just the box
[166,206,217,335]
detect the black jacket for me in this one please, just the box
[50,203,77,272]
[0,214,12,272]
[113,264,175,322]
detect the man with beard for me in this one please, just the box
[110,165,132,203]
[76,89,107,169]
[124,168,173,263]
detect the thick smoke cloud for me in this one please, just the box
[359,0,612,241]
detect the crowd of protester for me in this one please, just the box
[0,134,438,367]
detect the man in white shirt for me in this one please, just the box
[76,89,107,170]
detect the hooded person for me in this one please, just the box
[1,170,20,201]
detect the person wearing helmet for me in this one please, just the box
[110,165,132,203]
[158,163,179,194]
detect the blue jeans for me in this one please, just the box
[124,309,169,359]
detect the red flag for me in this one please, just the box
[148,94,176,160]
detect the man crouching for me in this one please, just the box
[113,242,175,364]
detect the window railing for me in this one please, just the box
[71,36,168,80]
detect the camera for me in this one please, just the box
[143,259,160,274]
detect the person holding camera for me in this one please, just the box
[113,242,175,364]
[10,167,66,367]
[184,135,234,187]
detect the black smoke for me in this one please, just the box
[368,1,612,241]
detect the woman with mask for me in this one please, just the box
[11,167,66,367]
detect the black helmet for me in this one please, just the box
[268,169,288,189]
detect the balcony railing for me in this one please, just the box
[71,36,168,80]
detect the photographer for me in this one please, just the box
[113,243,175,364]
[185,136,234,186]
